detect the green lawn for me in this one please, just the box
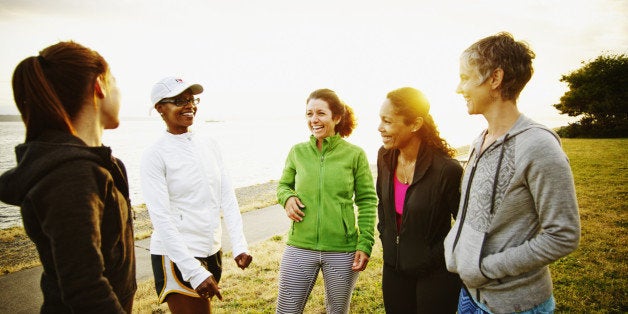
[549,139,627,312]
[133,138,628,313]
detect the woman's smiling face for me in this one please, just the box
[378,98,416,150]
[156,90,197,134]
[306,98,340,142]
[456,60,493,115]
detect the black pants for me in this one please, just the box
[382,263,461,314]
[151,251,223,300]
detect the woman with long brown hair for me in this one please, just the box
[377,87,462,313]
[0,41,136,313]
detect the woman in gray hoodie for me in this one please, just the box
[443,32,581,314]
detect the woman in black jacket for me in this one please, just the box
[377,87,462,313]
[0,41,136,313]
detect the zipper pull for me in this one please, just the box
[396,235,399,244]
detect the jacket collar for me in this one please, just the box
[382,142,434,185]
[309,134,341,152]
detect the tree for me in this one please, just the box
[554,54,628,138]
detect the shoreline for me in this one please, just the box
[0,153,467,276]
[133,180,279,239]
[0,180,280,276]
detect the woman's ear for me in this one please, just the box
[412,117,424,132]
[94,76,106,99]
[155,104,164,115]
[490,68,504,90]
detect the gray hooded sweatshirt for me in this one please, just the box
[444,115,580,313]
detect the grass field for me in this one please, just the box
[1,139,624,312]
[549,139,627,312]
[130,138,627,313]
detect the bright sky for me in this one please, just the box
[0,0,626,147]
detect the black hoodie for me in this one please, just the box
[0,130,136,313]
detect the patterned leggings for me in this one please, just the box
[276,246,359,314]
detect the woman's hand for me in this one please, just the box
[195,275,223,300]
[284,196,305,222]
[352,250,369,271]
[234,253,253,270]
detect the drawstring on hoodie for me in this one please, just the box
[450,133,510,251]
[451,146,477,251]
[476,133,510,290]
[490,134,509,215]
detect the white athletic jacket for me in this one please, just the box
[141,131,248,289]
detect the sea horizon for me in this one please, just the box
[0,115,475,230]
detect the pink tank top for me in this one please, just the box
[394,170,410,231]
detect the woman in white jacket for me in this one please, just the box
[141,76,252,314]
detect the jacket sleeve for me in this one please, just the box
[213,143,249,257]
[428,159,463,270]
[140,150,210,289]
[443,159,463,218]
[481,134,581,280]
[353,149,378,256]
[36,163,126,313]
[277,146,298,207]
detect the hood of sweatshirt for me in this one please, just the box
[472,114,561,157]
[505,114,560,142]
[0,129,115,206]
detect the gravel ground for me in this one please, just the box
[0,180,279,276]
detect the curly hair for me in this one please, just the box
[386,87,456,157]
[461,32,536,101]
[306,88,357,138]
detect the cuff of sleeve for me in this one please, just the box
[479,258,495,280]
[189,269,212,290]
[232,246,249,258]
[356,244,372,257]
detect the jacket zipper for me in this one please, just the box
[388,152,400,268]
[451,151,477,251]
[457,134,510,304]
[317,153,324,245]
[451,136,500,250]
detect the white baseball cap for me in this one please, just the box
[150,76,203,106]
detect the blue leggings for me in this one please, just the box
[276,246,359,314]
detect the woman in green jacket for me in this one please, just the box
[276,89,377,314]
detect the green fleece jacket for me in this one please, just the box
[277,134,377,255]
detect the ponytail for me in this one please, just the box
[335,102,356,137]
[12,41,108,141]
[13,56,75,141]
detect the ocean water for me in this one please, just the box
[0,118,382,229]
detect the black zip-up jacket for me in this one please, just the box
[0,130,136,313]
[377,144,462,277]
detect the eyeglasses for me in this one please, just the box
[159,97,200,107]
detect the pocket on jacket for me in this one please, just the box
[446,225,491,289]
[172,207,183,228]
[341,202,357,240]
